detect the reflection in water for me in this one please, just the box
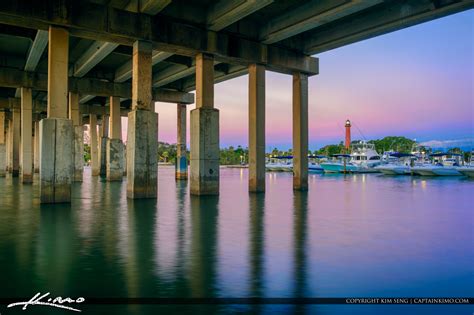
[249,193,265,297]
[293,191,308,314]
[189,195,219,297]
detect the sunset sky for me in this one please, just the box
[128,10,473,151]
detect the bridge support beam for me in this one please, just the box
[106,96,124,181]
[90,114,99,176]
[6,119,11,172]
[20,91,33,182]
[69,92,83,181]
[11,107,20,177]
[292,72,308,191]
[20,87,33,183]
[127,40,158,199]
[0,112,5,176]
[34,120,40,173]
[190,53,219,195]
[98,116,108,177]
[248,64,266,193]
[40,26,73,203]
[176,103,187,180]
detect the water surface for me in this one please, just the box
[0,167,472,314]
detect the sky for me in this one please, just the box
[124,9,473,151]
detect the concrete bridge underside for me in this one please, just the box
[0,0,471,202]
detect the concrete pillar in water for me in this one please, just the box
[248,64,266,192]
[176,103,188,180]
[292,73,308,191]
[21,87,33,183]
[106,96,124,181]
[98,116,108,177]
[0,112,5,176]
[11,106,20,177]
[90,114,99,176]
[127,40,158,199]
[6,118,11,172]
[33,119,40,173]
[69,92,84,181]
[40,26,73,203]
[190,53,219,195]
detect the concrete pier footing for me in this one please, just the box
[190,107,219,195]
[127,109,158,199]
[106,138,124,181]
[39,118,73,203]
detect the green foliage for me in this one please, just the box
[157,142,177,164]
[220,145,248,165]
[84,143,91,163]
[368,136,415,153]
[315,141,345,156]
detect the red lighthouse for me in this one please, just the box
[345,119,351,149]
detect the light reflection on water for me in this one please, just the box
[0,166,472,314]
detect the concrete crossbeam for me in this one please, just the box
[73,41,119,77]
[207,0,274,31]
[115,51,173,82]
[260,0,382,44]
[0,0,318,75]
[25,30,49,71]
[0,66,194,104]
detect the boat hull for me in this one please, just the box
[321,163,358,173]
[458,167,474,177]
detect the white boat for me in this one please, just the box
[411,153,463,176]
[375,153,414,175]
[308,155,326,172]
[266,156,292,172]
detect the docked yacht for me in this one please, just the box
[411,153,462,176]
[320,154,358,173]
[266,156,292,172]
[308,155,326,172]
[321,141,382,173]
[375,153,414,175]
[458,151,474,178]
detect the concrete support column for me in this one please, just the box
[190,53,219,195]
[40,26,73,203]
[21,87,33,183]
[127,40,158,199]
[248,64,266,192]
[106,96,124,181]
[69,92,84,181]
[292,73,308,191]
[12,108,20,177]
[176,103,187,180]
[6,119,11,172]
[90,114,99,176]
[0,112,5,176]
[34,120,40,173]
[98,116,108,177]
